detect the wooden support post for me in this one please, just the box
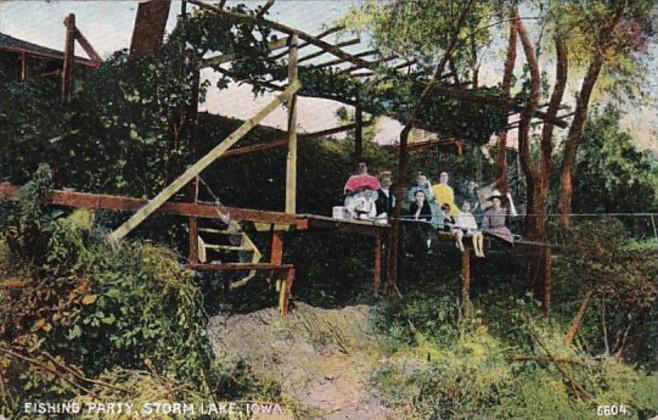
[285,34,299,214]
[462,249,471,300]
[280,267,295,316]
[542,248,552,317]
[385,125,412,296]
[61,13,75,100]
[74,28,102,64]
[108,81,300,242]
[20,52,27,81]
[374,234,382,296]
[188,217,198,264]
[271,232,284,265]
[355,99,363,158]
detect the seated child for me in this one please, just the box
[345,189,377,220]
[453,201,485,257]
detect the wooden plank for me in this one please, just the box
[200,36,289,68]
[218,121,372,159]
[109,80,301,242]
[188,217,198,264]
[303,214,389,237]
[0,44,98,68]
[0,183,310,228]
[374,235,382,296]
[187,0,374,70]
[285,34,299,214]
[313,49,379,69]
[271,231,284,265]
[280,267,295,316]
[74,28,102,64]
[297,37,360,64]
[202,244,250,251]
[20,52,27,81]
[270,25,345,61]
[61,13,75,100]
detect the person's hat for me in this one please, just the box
[487,189,506,201]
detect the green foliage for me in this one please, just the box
[0,5,275,197]
[373,290,658,419]
[1,164,63,267]
[341,0,506,68]
[568,108,658,215]
[554,219,658,311]
[0,170,252,416]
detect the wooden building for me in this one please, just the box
[0,32,98,82]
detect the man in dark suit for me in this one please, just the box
[375,171,396,221]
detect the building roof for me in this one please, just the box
[0,32,98,67]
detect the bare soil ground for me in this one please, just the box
[206,302,397,419]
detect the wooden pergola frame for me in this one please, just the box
[4,0,558,316]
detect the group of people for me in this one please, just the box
[340,158,517,257]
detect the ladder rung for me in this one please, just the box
[198,227,236,234]
[203,244,253,252]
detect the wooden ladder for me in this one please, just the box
[196,221,263,288]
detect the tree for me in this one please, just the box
[567,108,658,215]
[554,0,656,228]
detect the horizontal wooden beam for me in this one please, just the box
[187,0,373,69]
[0,45,98,68]
[297,37,361,64]
[382,138,462,153]
[218,121,373,159]
[0,183,309,228]
[270,25,345,61]
[216,67,285,91]
[313,49,379,69]
[302,214,389,237]
[201,36,289,68]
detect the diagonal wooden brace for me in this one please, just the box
[108,80,301,242]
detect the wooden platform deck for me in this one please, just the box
[0,183,553,314]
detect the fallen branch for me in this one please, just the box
[527,330,591,400]
[42,352,133,395]
[0,346,95,397]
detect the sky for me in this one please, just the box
[0,0,656,151]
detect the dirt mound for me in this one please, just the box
[206,302,394,419]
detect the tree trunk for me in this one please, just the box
[557,55,603,229]
[385,0,476,295]
[558,6,624,229]
[495,14,518,193]
[130,0,172,58]
[514,11,542,241]
[565,289,594,346]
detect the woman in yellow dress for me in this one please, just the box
[432,171,459,217]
